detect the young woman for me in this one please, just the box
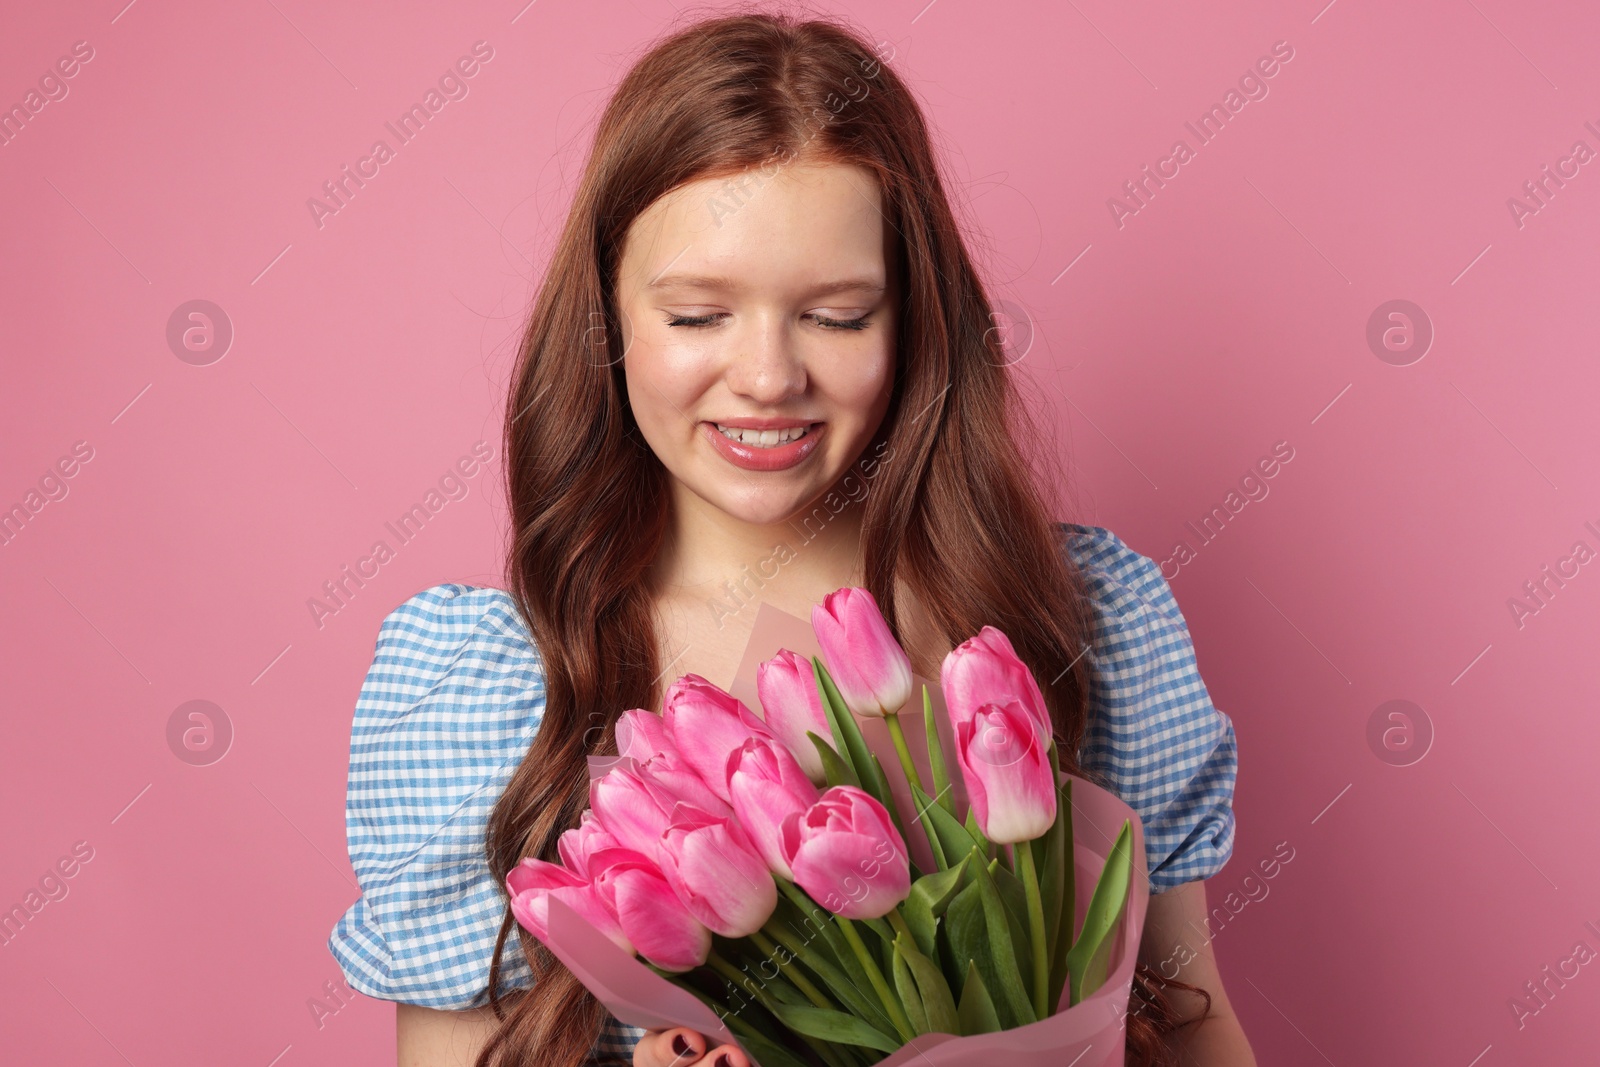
[329,12,1255,1067]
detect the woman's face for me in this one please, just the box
[615,160,897,529]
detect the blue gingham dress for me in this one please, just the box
[327,522,1237,1062]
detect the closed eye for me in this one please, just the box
[664,313,722,328]
[813,313,872,331]
[665,312,872,331]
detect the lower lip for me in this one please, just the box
[702,422,824,471]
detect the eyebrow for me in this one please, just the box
[644,272,886,297]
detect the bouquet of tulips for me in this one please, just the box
[506,588,1144,1067]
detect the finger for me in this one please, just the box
[697,1044,750,1067]
[639,1026,706,1066]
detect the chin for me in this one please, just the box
[694,482,820,528]
[716,497,812,528]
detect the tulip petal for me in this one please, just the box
[756,649,833,783]
[813,589,913,718]
[603,862,710,972]
[662,675,776,803]
[616,708,677,763]
[781,785,912,920]
[954,701,1056,845]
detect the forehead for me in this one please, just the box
[618,161,891,294]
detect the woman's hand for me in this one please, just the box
[632,1027,749,1067]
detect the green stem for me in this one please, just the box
[774,878,839,959]
[884,712,926,796]
[1016,837,1051,1019]
[750,930,833,1009]
[836,915,917,1043]
[763,914,898,1041]
[707,950,767,1012]
[885,908,918,947]
[707,951,856,1067]
[887,711,948,873]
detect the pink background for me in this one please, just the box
[3,1,1597,1064]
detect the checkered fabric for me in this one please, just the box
[327,522,1237,1061]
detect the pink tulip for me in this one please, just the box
[756,649,834,784]
[812,588,913,718]
[940,625,1053,751]
[616,708,678,763]
[727,735,822,879]
[587,845,712,973]
[953,698,1057,844]
[657,803,777,938]
[589,758,714,864]
[779,784,911,920]
[661,674,777,804]
[506,857,632,956]
[638,748,734,823]
[557,809,622,876]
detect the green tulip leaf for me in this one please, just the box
[955,959,1002,1036]
[903,859,967,959]
[813,657,890,810]
[772,882,897,1036]
[943,870,1027,1029]
[1039,781,1066,958]
[923,683,956,817]
[900,901,936,964]
[896,930,960,1035]
[988,854,1030,931]
[965,809,999,869]
[1064,818,1133,1005]
[910,781,983,867]
[942,879,986,995]
[970,850,1037,1028]
[1047,777,1075,1013]
[858,914,894,946]
[985,855,1034,998]
[765,998,903,1053]
[891,939,929,1035]
[808,730,861,790]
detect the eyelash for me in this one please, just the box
[665,312,872,332]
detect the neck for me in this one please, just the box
[649,483,868,612]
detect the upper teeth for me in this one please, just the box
[716,423,811,447]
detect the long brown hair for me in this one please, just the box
[478,8,1210,1065]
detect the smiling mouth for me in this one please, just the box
[711,423,819,448]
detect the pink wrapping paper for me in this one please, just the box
[552,601,1149,1067]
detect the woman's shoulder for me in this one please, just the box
[352,579,550,764]
[365,581,540,673]
[347,581,546,771]
[1056,521,1185,628]
[1052,521,1238,892]
[329,581,545,1008]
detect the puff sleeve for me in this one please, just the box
[1061,523,1239,892]
[327,583,545,1008]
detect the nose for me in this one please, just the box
[723,314,807,406]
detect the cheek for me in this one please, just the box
[817,339,894,413]
[624,337,715,427]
